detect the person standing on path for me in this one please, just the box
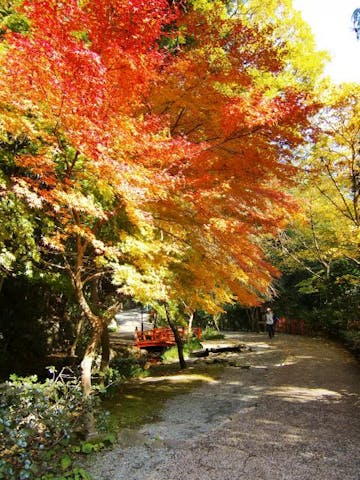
[265,307,275,339]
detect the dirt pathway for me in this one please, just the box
[86,333,360,480]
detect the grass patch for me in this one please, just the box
[162,336,203,363]
[201,328,225,340]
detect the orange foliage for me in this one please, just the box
[143,4,319,306]
[1,0,188,227]
[0,0,320,309]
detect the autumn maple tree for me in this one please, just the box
[0,0,326,386]
[112,0,326,366]
[144,0,325,300]
[0,0,192,393]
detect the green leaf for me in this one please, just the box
[81,442,94,454]
[61,455,72,471]
[93,442,104,452]
[103,432,116,445]
[296,278,319,294]
[72,467,93,479]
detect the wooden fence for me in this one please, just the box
[276,317,307,335]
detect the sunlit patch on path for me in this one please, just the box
[267,385,343,403]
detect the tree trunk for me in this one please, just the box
[79,315,102,438]
[213,313,220,332]
[100,302,121,371]
[63,227,103,438]
[72,276,104,440]
[70,266,104,395]
[249,307,260,332]
[65,234,109,395]
[100,324,110,372]
[69,315,84,357]
[80,316,103,396]
[164,303,186,369]
[187,311,194,340]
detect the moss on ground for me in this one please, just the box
[101,363,223,430]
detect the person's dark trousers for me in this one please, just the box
[266,324,274,338]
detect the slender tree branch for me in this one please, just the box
[309,209,330,273]
[170,107,186,134]
[278,233,322,278]
[321,157,357,225]
[315,184,355,225]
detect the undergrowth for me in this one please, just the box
[201,328,225,340]
[0,368,116,480]
[162,336,203,362]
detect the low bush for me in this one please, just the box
[0,368,105,480]
[339,330,360,360]
[162,336,203,362]
[109,356,146,379]
[201,328,225,340]
[93,356,148,397]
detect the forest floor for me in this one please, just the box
[84,333,360,480]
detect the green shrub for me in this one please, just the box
[162,336,203,362]
[339,330,360,359]
[201,328,225,340]
[185,336,203,352]
[0,368,97,479]
[92,356,148,397]
[161,345,178,361]
[109,356,146,379]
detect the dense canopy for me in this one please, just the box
[1,0,358,393]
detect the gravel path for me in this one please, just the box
[85,333,360,480]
